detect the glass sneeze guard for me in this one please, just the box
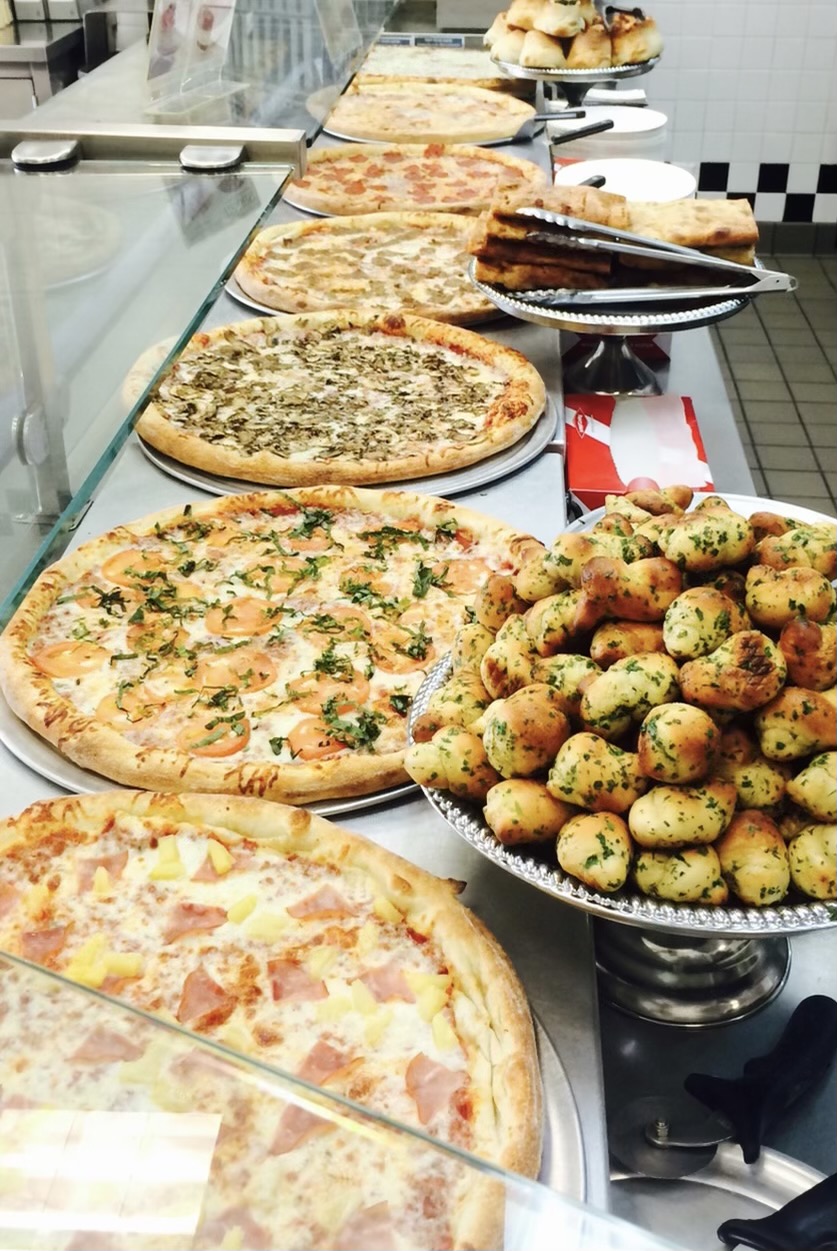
[0,157,292,626]
[0,951,682,1251]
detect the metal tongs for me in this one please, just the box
[512,206,798,304]
[593,0,646,30]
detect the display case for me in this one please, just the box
[0,141,302,624]
[0,7,833,1250]
[0,951,678,1251]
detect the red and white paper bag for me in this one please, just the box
[564,393,714,509]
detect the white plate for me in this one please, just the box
[136,399,561,499]
[554,157,696,202]
[567,493,836,532]
[0,687,416,819]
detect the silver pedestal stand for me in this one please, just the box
[410,654,836,1028]
[470,262,753,396]
[493,57,660,109]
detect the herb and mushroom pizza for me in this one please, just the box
[0,487,541,803]
[282,143,546,216]
[131,312,546,486]
[324,83,536,145]
[234,212,497,324]
[0,790,543,1248]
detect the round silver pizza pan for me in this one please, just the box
[134,397,560,499]
[470,260,751,336]
[0,687,416,818]
[493,56,659,83]
[610,1145,825,1251]
[225,270,506,327]
[535,1015,586,1198]
[321,122,546,149]
[409,655,836,937]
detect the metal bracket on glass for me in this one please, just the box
[179,145,245,173]
[11,139,81,170]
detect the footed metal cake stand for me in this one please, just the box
[493,57,660,108]
[470,259,753,397]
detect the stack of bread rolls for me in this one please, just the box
[406,488,837,909]
[485,0,663,70]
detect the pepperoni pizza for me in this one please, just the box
[283,143,547,216]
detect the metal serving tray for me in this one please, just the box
[410,656,835,937]
[492,56,659,83]
[470,258,753,336]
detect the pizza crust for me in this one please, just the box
[0,789,543,1201]
[0,486,541,804]
[325,83,536,145]
[133,311,546,486]
[283,143,547,217]
[233,211,498,325]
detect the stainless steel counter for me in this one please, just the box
[0,20,82,111]
[0,82,786,1228]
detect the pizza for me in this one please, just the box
[0,486,541,803]
[131,311,546,485]
[24,194,121,286]
[325,83,536,145]
[355,42,530,93]
[0,789,543,1249]
[234,212,497,324]
[284,143,546,217]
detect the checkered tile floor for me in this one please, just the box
[711,252,836,518]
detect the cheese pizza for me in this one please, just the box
[283,143,547,217]
[132,311,546,485]
[0,487,541,803]
[234,212,497,324]
[0,789,543,1248]
[325,83,536,145]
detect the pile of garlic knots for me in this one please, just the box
[406,488,836,908]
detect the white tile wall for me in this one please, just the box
[645,0,837,218]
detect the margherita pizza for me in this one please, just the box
[234,212,496,323]
[0,487,541,802]
[284,143,546,216]
[0,789,542,1249]
[325,83,536,145]
[132,311,546,485]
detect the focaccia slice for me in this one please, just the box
[628,198,759,250]
[474,257,607,289]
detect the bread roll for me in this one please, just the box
[505,0,545,31]
[520,27,569,67]
[484,9,511,47]
[610,13,663,65]
[533,0,583,38]
[490,27,527,62]
[565,21,611,68]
